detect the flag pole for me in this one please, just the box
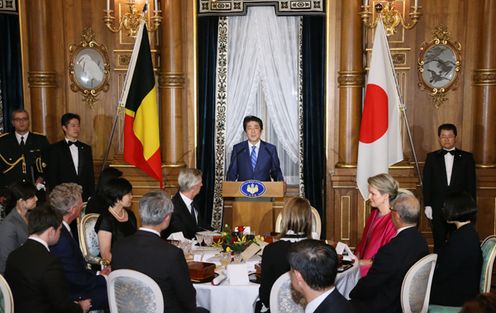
[381,17,423,186]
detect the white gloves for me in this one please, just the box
[424,206,433,220]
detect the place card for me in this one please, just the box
[226,263,249,285]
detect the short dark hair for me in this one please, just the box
[438,123,457,136]
[442,192,477,222]
[61,113,80,127]
[9,181,36,202]
[103,178,132,207]
[11,109,29,120]
[96,167,123,193]
[288,239,338,290]
[243,115,263,131]
[28,205,63,235]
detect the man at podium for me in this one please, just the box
[226,116,284,182]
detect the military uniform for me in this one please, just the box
[0,132,49,188]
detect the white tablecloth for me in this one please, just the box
[194,261,360,313]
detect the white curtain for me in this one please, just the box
[225,7,300,184]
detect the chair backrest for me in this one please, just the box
[78,213,101,260]
[480,235,496,293]
[269,272,305,313]
[0,274,13,313]
[401,253,438,313]
[274,207,322,238]
[107,269,164,313]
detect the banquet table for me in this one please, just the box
[194,261,360,313]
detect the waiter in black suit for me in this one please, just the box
[162,168,207,239]
[4,205,91,313]
[349,193,429,313]
[46,113,95,201]
[0,109,49,201]
[112,191,209,313]
[422,123,476,252]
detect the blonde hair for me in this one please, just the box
[280,197,313,238]
[368,173,399,201]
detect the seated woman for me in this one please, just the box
[256,197,313,313]
[85,167,123,214]
[95,178,137,264]
[430,192,482,306]
[0,181,38,273]
[354,173,399,277]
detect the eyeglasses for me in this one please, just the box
[13,117,29,121]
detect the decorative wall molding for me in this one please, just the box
[337,71,365,87]
[198,0,324,16]
[158,72,186,88]
[473,69,496,86]
[28,71,57,88]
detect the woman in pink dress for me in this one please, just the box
[355,173,399,277]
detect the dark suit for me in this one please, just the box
[112,230,199,313]
[50,225,108,310]
[314,289,353,313]
[162,192,203,240]
[422,148,476,251]
[226,140,283,181]
[0,131,49,187]
[430,223,482,306]
[349,227,429,313]
[4,239,83,313]
[46,139,95,201]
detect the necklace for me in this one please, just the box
[109,207,126,220]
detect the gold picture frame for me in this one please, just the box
[418,25,461,108]
[69,27,110,108]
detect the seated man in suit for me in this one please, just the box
[226,115,284,182]
[162,168,208,239]
[288,239,352,313]
[112,191,209,313]
[349,193,429,313]
[48,183,109,310]
[4,205,91,313]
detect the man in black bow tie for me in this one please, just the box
[46,113,95,202]
[422,123,476,252]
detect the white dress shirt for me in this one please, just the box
[444,149,455,185]
[15,132,29,145]
[179,192,197,222]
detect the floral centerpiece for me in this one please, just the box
[213,224,262,253]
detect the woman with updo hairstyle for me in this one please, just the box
[354,173,399,277]
[255,196,313,313]
[94,178,137,263]
[0,181,38,273]
[430,192,482,306]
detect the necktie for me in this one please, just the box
[250,146,257,170]
[190,203,197,222]
[442,149,454,156]
[20,136,25,147]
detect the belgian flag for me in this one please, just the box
[121,21,163,187]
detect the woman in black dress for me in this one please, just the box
[430,192,482,306]
[95,178,137,264]
[256,197,313,313]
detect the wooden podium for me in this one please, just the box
[222,181,285,235]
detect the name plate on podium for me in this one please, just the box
[222,181,285,234]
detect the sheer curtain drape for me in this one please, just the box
[224,7,300,184]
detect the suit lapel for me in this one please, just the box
[61,141,78,177]
[77,145,84,177]
[436,150,448,186]
[450,149,462,186]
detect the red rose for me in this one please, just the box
[238,226,245,233]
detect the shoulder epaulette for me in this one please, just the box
[31,131,47,136]
[0,132,9,138]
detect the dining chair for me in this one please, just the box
[107,269,163,313]
[0,274,13,313]
[77,213,103,268]
[401,253,437,313]
[274,206,322,238]
[269,272,305,313]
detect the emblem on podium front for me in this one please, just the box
[240,180,266,198]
